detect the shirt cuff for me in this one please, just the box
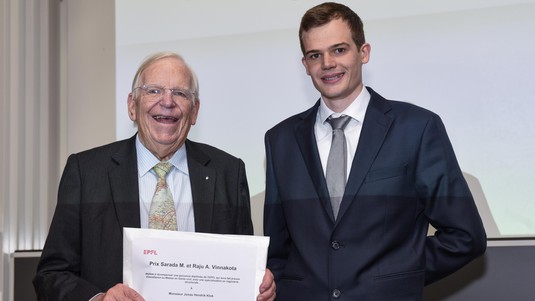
[89,292,104,301]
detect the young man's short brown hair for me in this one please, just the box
[299,2,366,54]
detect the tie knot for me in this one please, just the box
[327,115,351,131]
[153,161,173,179]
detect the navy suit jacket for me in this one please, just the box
[263,87,486,301]
[34,135,253,301]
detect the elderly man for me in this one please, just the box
[34,52,275,301]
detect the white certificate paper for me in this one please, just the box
[123,228,269,301]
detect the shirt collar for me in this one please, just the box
[318,86,371,125]
[136,135,189,177]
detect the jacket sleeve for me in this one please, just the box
[416,114,487,285]
[263,132,291,281]
[236,158,254,235]
[33,154,101,301]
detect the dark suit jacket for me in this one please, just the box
[33,135,253,301]
[263,87,486,301]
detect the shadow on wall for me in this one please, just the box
[251,191,266,236]
[463,172,499,238]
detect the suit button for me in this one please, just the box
[332,289,341,298]
[331,241,340,250]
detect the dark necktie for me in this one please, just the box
[326,115,351,220]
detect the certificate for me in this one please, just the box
[123,228,270,301]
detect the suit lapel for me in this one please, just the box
[295,101,336,222]
[185,140,216,233]
[337,89,393,221]
[109,136,141,230]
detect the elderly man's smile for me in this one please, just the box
[153,115,178,123]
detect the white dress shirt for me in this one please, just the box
[135,136,195,231]
[314,87,371,180]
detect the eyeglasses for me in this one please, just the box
[133,84,195,102]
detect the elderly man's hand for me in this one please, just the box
[93,284,145,301]
[257,268,276,301]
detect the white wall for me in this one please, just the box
[116,0,535,238]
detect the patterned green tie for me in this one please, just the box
[148,161,178,230]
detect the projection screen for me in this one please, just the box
[116,0,535,239]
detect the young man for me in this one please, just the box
[263,3,486,300]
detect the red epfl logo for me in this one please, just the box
[143,249,158,255]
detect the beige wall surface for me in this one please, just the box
[62,0,116,158]
[1,0,115,300]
